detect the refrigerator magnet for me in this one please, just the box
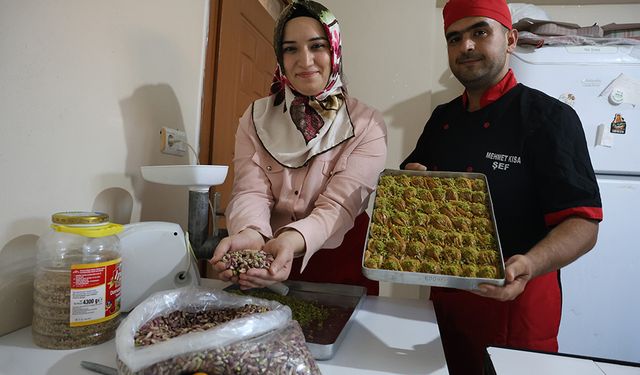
[610,113,627,134]
[596,124,614,147]
[558,93,576,107]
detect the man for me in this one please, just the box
[401,0,603,374]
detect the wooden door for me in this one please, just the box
[200,0,277,216]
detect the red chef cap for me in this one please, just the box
[443,0,513,32]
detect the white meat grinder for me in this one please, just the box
[118,165,228,312]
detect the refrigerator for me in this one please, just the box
[510,45,640,363]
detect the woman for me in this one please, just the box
[210,0,387,295]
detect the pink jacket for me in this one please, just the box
[226,96,388,270]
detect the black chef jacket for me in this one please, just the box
[401,83,602,258]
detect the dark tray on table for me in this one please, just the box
[225,280,366,360]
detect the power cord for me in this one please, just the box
[183,231,201,284]
[185,141,200,166]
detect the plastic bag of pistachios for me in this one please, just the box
[116,287,321,375]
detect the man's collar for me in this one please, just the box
[461,69,518,110]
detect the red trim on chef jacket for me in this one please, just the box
[544,206,603,227]
[431,271,561,375]
[462,69,518,110]
[288,212,379,295]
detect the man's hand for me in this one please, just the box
[404,162,427,171]
[472,217,598,301]
[471,254,534,301]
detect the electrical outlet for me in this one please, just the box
[160,127,187,156]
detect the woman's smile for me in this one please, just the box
[296,71,320,78]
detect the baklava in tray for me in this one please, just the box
[362,169,506,290]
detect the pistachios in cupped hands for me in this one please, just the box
[219,249,274,275]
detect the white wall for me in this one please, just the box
[0,0,209,335]
[258,0,285,20]
[322,0,436,171]
[540,4,640,26]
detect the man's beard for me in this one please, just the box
[453,52,506,91]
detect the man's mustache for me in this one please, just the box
[456,53,483,64]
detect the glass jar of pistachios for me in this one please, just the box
[32,211,123,349]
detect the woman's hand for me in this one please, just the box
[404,162,427,171]
[471,254,534,301]
[235,229,305,289]
[209,228,266,282]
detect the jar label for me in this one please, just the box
[69,258,122,327]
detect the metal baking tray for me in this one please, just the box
[225,280,366,360]
[362,169,506,290]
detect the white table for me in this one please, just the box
[487,347,640,375]
[0,296,448,375]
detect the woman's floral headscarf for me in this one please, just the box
[271,0,344,101]
[251,0,354,168]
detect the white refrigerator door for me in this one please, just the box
[558,176,640,363]
[510,46,640,175]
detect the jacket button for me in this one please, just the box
[266,165,272,171]
[294,190,299,195]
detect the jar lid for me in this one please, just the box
[52,211,109,225]
[51,222,124,238]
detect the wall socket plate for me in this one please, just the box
[160,127,187,156]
